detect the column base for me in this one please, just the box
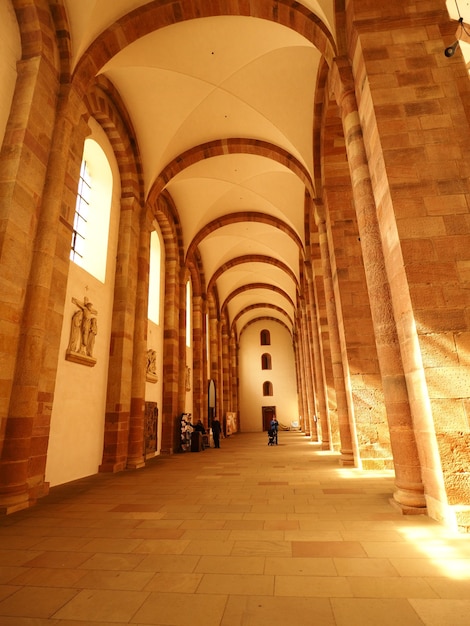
[339,448,355,466]
[99,461,127,473]
[390,482,427,514]
[389,497,427,516]
[0,500,31,515]
[126,458,146,470]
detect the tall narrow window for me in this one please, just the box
[260,329,270,345]
[186,280,192,347]
[261,353,272,370]
[263,381,273,396]
[70,160,91,263]
[70,138,112,282]
[148,230,162,323]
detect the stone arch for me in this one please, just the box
[84,76,144,203]
[230,303,294,337]
[71,0,336,98]
[150,138,314,203]
[186,212,304,264]
[239,316,292,338]
[222,283,295,312]
[207,255,299,295]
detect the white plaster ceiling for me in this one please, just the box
[63,1,335,338]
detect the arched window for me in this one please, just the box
[70,138,112,283]
[261,353,272,370]
[260,329,270,345]
[186,280,192,347]
[148,230,162,323]
[263,381,273,396]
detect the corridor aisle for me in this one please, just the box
[0,431,469,625]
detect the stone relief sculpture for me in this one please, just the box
[146,349,158,382]
[66,296,98,366]
[185,365,191,391]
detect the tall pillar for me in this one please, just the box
[317,216,356,466]
[192,293,205,423]
[333,59,426,511]
[305,260,331,449]
[127,211,151,469]
[293,326,308,435]
[0,85,83,512]
[299,295,318,440]
[221,320,230,420]
[229,332,238,419]
[100,195,140,471]
[160,249,181,454]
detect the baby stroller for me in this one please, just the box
[267,428,278,445]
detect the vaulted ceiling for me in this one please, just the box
[61,1,462,340]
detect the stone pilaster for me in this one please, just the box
[332,58,426,511]
[100,195,140,472]
[0,83,83,512]
[127,213,151,469]
[317,217,356,466]
[304,260,331,450]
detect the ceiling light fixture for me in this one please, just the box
[444,0,470,57]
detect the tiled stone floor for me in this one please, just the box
[0,431,469,625]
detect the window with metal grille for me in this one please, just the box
[70,160,91,263]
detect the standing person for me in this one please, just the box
[211,418,221,448]
[270,416,279,444]
[194,419,206,434]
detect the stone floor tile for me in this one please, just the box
[197,573,274,595]
[334,557,399,577]
[79,552,146,570]
[131,591,227,626]
[182,540,235,556]
[348,575,438,598]
[425,576,470,598]
[292,541,366,557]
[135,553,200,572]
[9,567,86,587]
[53,588,149,622]
[73,569,154,590]
[0,586,79,618]
[331,598,425,626]
[143,572,203,593]
[221,595,336,626]
[23,551,92,569]
[195,555,265,574]
[264,556,336,576]
[275,574,353,597]
[409,599,470,625]
[231,541,292,557]
[390,557,470,578]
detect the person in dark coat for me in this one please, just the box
[211,418,221,448]
[194,419,206,434]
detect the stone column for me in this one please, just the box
[333,59,426,511]
[317,216,356,466]
[305,260,331,450]
[160,249,181,454]
[297,303,315,439]
[221,320,230,420]
[296,315,310,436]
[127,212,151,469]
[0,85,83,512]
[100,195,140,472]
[229,331,238,418]
[192,293,205,423]
[293,326,307,435]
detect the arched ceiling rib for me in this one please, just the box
[63,0,337,336]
